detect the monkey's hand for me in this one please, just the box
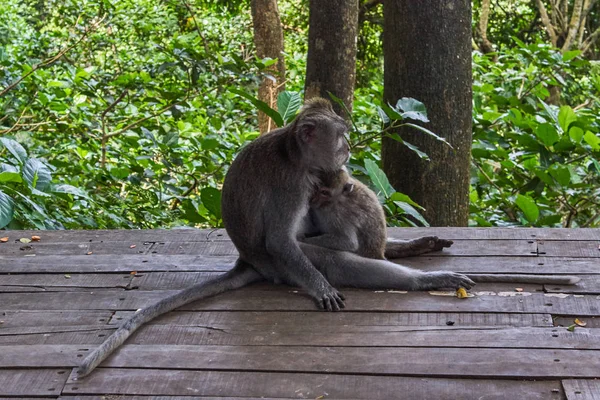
[385,236,453,259]
[313,284,346,311]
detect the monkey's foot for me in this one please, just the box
[417,271,475,290]
[314,286,345,311]
[385,236,454,259]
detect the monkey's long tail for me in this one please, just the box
[76,262,262,378]
[467,274,580,285]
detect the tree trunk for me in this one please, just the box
[251,0,286,134]
[477,0,495,54]
[382,0,473,227]
[305,0,358,117]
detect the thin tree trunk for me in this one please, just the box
[536,0,559,46]
[477,0,495,54]
[382,0,472,227]
[305,0,358,117]
[562,0,584,51]
[251,0,286,134]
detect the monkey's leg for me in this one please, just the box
[300,243,474,291]
[300,232,360,253]
[77,260,262,378]
[385,236,453,259]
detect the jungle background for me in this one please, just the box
[1,0,599,230]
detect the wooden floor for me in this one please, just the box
[1,228,599,399]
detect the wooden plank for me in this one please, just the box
[539,241,600,258]
[7,344,594,378]
[110,310,553,327]
[0,254,235,273]
[0,241,153,257]
[62,369,564,399]
[401,256,600,274]
[151,239,537,257]
[3,227,598,242]
[546,275,600,294]
[554,316,600,328]
[2,324,587,349]
[0,369,69,396]
[563,379,600,400]
[0,273,134,292]
[0,310,112,328]
[1,288,598,315]
[107,325,600,349]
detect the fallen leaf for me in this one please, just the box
[515,287,524,292]
[31,235,41,241]
[567,324,576,332]
[574,318,587,327]
[456,287,469,299]
[64,274,71,279]
[86,251,93,255]
[130,244,137,248]
[130,271,137,275]
[19,238,31,243]
[0,237,8,243]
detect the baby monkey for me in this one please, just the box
[306,168,580,286]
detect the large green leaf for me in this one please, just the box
[277,91,302,124]
[22,158,52,191]
[515,194,539,223]
[230,88,284,127]
[0,172,22,183]
[402,139,430,160]
[549,164,571,187]
[584,131,600,150]
[53,184,90,199]
[0,138,28,165]
[534,123,559,147]
[0,190,14,229]
[558,106,577,132]
[401,123,453,149]
[394,200,430,227]
[364,159,395,199]
[200,187,222,221]
[395,98,429,123]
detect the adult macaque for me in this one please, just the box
[307,168,580,286]
[77,99,474,377]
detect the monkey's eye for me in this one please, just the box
[319,188,331,197]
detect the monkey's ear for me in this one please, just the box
[297,121,316,143]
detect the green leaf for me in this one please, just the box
[0,138,28,165]
[0,172,22,183]
[401,123,454,149]
[230,88,284,127]
[584,131,600,150]
[390,192,423,209]
[22,158,52,191]
[364,159,395,199]
[549,165,571,187]
[534,123,559,147]
[380,103,403,121]
[558,106,577,132]
[200,187,222,220]
[569,126,584,143]
[402,140,430,160]
[0,190,14,229]
[395,98,429,122]
[515,194,539,223]
[376,106,390,124]
[562,50,581,62]
[277,91,302,124]
[53,184,90,199]
[393,201,430,227]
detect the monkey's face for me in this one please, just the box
[298,116,350,171]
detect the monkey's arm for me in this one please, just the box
[77,261,261,378]
[300,231,360,254]
[385,236,453,259]
[300,242,475,291]
[467,274,580,285]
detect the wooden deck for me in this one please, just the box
[0,228,599,399]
